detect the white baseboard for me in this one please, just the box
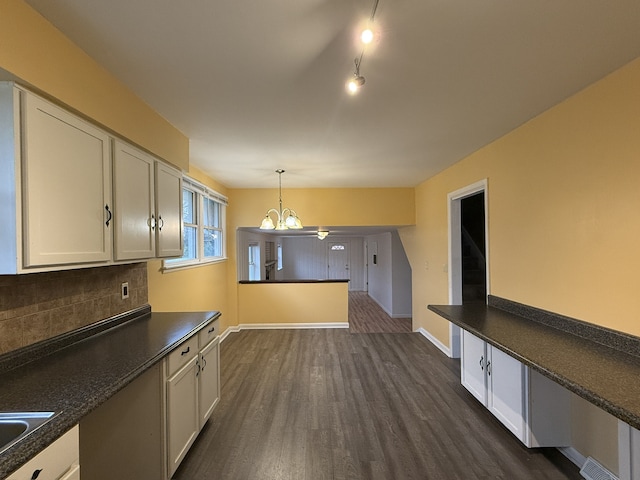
[557,446,587,469]
[219,326,240,343]
[221,323,349,341]
[416,327,452,357]
[239,322,349,330]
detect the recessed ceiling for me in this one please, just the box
[24,0,640,188]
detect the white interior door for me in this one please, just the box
[248,243,260,280]
[328,242,350,280]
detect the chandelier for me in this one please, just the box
[259,169,303,230]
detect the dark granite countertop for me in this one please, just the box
[0,307,220,479]
[428,301,640,431]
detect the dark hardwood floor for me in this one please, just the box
[174,329,581,479]
[348,292,412,334]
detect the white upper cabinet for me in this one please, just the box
[0,82,183,273]
[113,140,156,260]
[21,92,112,267]
[155,162,183,258]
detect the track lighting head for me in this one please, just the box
[347,75,366,94]
[361,28,374,44]
[347,56,366,94]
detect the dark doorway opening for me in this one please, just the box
[461,192,486,304]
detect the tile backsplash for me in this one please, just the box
[0,263,148,355]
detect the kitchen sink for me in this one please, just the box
[0,412,55,455]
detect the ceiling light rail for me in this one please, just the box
[346,0,381,94]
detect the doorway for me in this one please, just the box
[248,243,260,281]
[461,192,486,304]
[448,179,489,358]
[328,242,350,280]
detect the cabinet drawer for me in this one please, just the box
[167,336,198,376]
[198,318,220,348]
[6,425,78,480]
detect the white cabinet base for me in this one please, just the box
[619,421,640,480]
[460,329,570,448]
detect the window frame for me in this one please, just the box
[163,176,228,271]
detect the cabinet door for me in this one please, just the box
[167,355,199,477]
[199,337,220,427]
[487,345,526,442]
[112,140,156,260]
[155,162,183,257]
[460,330,487,406]
[21,92,111,267]
[59,464,81,480]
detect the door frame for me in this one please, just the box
[447,179,490,358]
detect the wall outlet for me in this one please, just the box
[121,282,129,300]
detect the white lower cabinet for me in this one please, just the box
[165,318,221,478]
[460,329,570,447]
[619,421,640,480]
[166,336,200,478]
[199,336,220,425]
[7,425,79,480]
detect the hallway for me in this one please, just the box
[348,291,412,334]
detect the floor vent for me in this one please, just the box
[580,456,618,480]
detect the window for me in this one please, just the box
[164,176,227,270]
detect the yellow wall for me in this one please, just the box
[229,187,415,229]
[225,187,416,330]
[0,0,188,169]
[147,166,231,328]
[237,282,348,325]
[402,55,640,473]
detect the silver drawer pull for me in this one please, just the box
[181,346,190,356]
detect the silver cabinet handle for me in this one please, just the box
[479,355,484,371]
[486,360,492,376]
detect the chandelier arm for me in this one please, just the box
[265,207,281,218]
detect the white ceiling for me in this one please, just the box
[24,0,640,189]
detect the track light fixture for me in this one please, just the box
[347,56,366,94]
[361,28,374,44]
[346,0,380,94]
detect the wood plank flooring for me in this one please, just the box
[174,329,581,479]
[348,292,412,334]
